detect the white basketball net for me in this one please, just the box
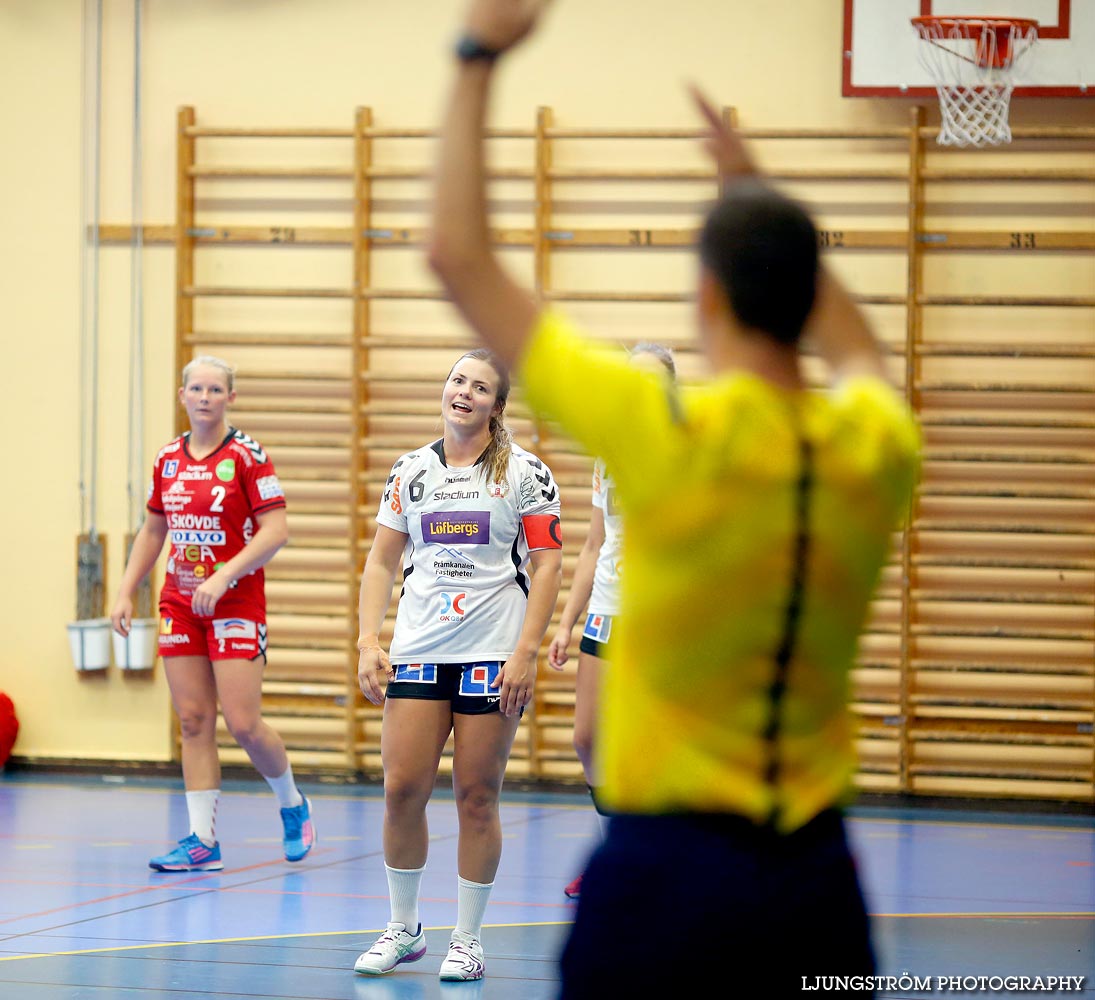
[913,19,1038,147]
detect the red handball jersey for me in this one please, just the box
[147,428,286,609]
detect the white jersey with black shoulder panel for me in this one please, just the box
[375,439,561,664]
[589,458,624,617]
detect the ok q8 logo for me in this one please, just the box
[439,592,467,622]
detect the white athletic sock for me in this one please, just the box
[455,876,493,940]
[264,765,303,809]
[185,789,220,846]
[386,864,425,932]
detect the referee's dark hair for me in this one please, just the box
[699,179,819,346]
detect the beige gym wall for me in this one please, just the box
[0,0,1089,763]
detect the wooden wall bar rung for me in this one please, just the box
[185,126,354,138]
[186,332,352,347]
[921,168,1095,181]
[189,166,354,179]
[920,296,1095,308]
[95,224,1095,254]
[918,344,1095,359]
[184,285,354,299]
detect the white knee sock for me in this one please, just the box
[387,864,425,932]
[185,789,220,846]
[455,876,493,940]
[264,765,303,809]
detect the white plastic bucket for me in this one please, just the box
[66,618,113,671]
[112,618,159,671]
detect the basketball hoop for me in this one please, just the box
[911,16,1038,147]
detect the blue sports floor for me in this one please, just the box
[0,772,1091,998]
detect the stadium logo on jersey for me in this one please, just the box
[439,592,467,622]
[163,460,179,478]
[433,546,475,580]
[487,481,509,499]
[392,663,438,684]
[433,489,481,501]
[215,459,236,482]
[582,613,612,644]
[256,475,284,501]
[422,511,490,544]
[213,618,257,640]
[458,662,500,697]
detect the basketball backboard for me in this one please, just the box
[843,1,1093,96]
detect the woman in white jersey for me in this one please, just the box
[109,355,314,872]
[354,348,563,982]
[548,343,676,899]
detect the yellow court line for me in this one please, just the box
[0,920,573,964]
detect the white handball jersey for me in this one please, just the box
[589,458,624,617]
[376,439,562,663]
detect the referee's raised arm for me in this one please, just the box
[427,0,552,371]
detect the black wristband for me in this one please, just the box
[455,33,501,63]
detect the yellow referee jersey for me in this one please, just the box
[520,310,920,833]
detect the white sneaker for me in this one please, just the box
[438,930,485,981]
[353,922,426,975]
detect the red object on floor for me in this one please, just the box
[0,692,18,767]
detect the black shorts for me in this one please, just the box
[386,661,514,716]
[560,808,875,997]
[578,612,613,658]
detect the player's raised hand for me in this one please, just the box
[462,0,552,56]
[689,83,757,180]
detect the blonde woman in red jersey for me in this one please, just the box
[110,356,314,872]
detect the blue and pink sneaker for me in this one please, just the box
[281,795,316,862]
[149,833,224,872]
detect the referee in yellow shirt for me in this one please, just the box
[427,3,920,996]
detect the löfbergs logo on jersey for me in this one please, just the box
[439,592,467,622]
[421,511,490,544]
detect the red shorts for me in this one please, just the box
[158,593,267,661]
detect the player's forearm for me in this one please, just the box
[357,552,399,646]
[557,545,596,633]
[115,517,167,598]
[214,514,288,586]
[515,551,563,656]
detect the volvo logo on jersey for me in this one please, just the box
[421,511,490,544]
[439,592,467,622]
